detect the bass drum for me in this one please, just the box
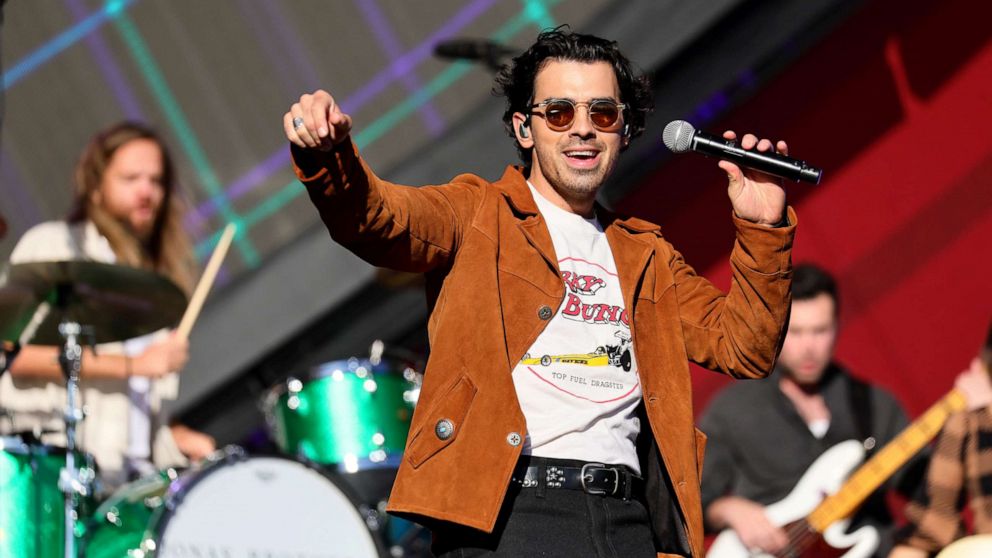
[85,448,385,557]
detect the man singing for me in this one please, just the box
[284,28,797,558]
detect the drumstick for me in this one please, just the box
[177,223,237,339]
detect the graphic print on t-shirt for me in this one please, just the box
[517,257,639,404]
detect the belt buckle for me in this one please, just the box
[580,462,619,496]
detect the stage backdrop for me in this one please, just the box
[617,0,992,418]
[0,0,611,277]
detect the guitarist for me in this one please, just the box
[700,263,921,556]
[890,322,992,558]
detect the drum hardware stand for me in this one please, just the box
[369,339,385,365]
[55,282,97,558]
[368,339,425,371]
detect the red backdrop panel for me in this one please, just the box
[617,0,992,418]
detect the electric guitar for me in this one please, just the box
[708,389,967,558]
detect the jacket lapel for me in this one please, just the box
[496,167,559,276]
[602,209,658,313]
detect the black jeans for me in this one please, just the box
[430,460,656,557]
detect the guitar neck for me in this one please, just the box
[806,388,966,532]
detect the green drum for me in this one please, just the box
[263,358,420,470]
[0,437,96,558]
[83,469,174,557]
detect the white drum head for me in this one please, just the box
[157,455,381,557]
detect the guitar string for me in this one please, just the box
[779,521,817,557]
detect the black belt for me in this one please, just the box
[510,457,643,500]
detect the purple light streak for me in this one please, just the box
[251,0,323,93]
[64,0,144,120]
[355,0,445,135]
[186,148,291,230]
[233,0,313,98]
[0,149,44,235]
[187,0,499,227]
[338,0,496,114]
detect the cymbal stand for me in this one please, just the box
[58,319,87,558]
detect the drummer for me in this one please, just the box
[0,121,215,488]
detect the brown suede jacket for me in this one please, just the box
[292,140,797,557]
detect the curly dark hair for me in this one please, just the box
[493,27,653,165]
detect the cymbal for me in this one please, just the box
[1,261,187,345]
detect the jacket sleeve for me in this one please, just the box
[673,209,797,379]
[291,140,482,272]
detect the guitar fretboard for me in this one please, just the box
[806,389,966,532]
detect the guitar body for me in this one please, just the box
[935,535,992,558]
[707,440,880,558]
[707,390,965,558]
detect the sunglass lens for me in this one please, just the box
[544,101,575,129]
[590,103,620,128]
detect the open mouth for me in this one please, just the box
[562,148,601,167]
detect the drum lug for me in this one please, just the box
[286,376,304,411]
[369,449,388,464]
[286,376,304,393]
[104,507,123,527]
[143,495,163,509]
[140,537,158,554]
[359,503,383,531]
[287,394,301,410]
[221,444,247,463]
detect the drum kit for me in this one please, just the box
[0,261,428,557]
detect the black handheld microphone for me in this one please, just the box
[662,120,822,184]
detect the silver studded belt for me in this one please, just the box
[510,457,642,500]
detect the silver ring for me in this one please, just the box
[292,117,305,129]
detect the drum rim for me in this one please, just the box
[259,356,420,408]
[146,447,389,556]
[1,436,97,468]
[0,435,31,454]
[310,357,416,380]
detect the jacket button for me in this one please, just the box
[506,432,522,446]
[435,419,454,440]
[537,305,553,320]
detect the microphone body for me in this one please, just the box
[433,39,516,71]
[662,120,822,184]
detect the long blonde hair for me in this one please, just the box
[67,122,196,295]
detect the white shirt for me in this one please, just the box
[511,184,642,473]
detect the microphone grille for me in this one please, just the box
[662,120,695,153]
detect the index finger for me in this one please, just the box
[312,98,333,139]
[776,140,789,157]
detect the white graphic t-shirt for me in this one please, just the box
[511,183,642,473]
